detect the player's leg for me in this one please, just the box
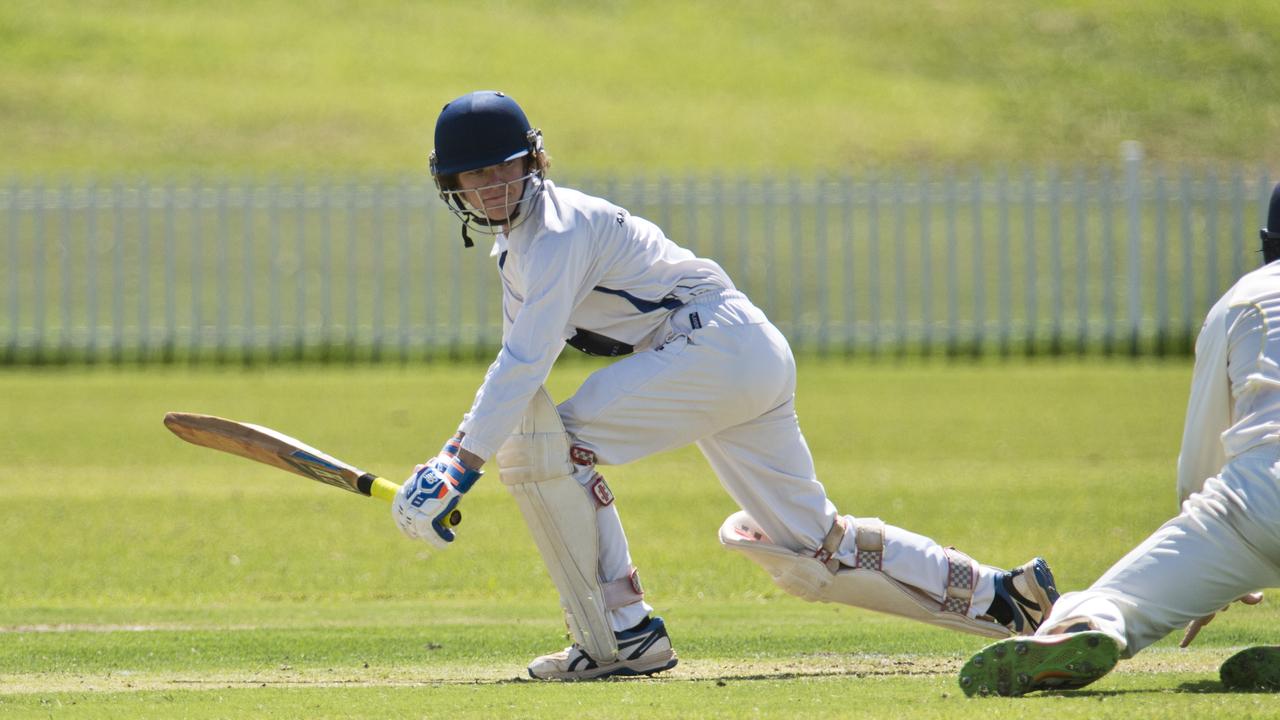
[682,321,1057,637]
[703,402,1056,638]
[496,386,673,680]
[513,309,779,680]
[538,305,812,677]
[958,451,1280,697]
[1047,453,1280,655]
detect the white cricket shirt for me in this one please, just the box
[1177,259,1280,503]
[456,180,733,461]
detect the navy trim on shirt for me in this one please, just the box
[593,286,682,313]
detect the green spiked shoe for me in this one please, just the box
[1221,646,1280,691]
[959,631,1120,697]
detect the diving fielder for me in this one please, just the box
[959,183,1280,697]
[393,90,1060,680]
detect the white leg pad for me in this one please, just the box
[719,511,1011,639]
[496,387,619,662]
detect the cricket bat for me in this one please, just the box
[162,412,460,528]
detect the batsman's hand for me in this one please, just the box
[1179,591,1264,647]
[391,445,483,549]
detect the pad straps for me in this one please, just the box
[602,567,645,609]
[833,516,977,616]
[940,548,978,614]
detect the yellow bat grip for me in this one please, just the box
[369,476,401,502]
[368,475,462,529]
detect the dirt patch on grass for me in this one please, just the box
[0,648,1238,695]
[0,654,957,694]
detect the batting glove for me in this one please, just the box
[391,446,482,549]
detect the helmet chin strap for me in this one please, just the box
[460,203,518,248]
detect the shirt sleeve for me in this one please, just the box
[457,231,600,461]
[1175,294,1232,506]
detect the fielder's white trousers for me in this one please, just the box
[558,291,1001,630]
[1038,447,1280,656]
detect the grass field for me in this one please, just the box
[2,358,1278,718]
[3,1,1280,173]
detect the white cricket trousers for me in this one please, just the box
[557,290,1000,630]
[1038,447,1280,656]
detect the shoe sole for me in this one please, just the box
[1220,646,1280,691]
[959,631,1119,697]
[528,652,678,681]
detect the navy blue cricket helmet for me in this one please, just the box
[430,91,540,177]
[428,91,546,246]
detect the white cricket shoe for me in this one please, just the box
[996,557,1060,634]
[527,616,678,680]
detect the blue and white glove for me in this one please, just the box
[391,434,483,549]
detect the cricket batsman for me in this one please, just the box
[391,90,1060,680]
[958,183,1280,697]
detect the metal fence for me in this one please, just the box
[2,152,1275,364]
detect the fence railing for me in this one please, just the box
[2,153,1274,364]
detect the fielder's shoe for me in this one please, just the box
[995,557,1060,634]
[958,631,1120,697]
[527,616,678,681]
[1220,646,1280,691]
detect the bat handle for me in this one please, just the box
[368,475,402,502]
[367,475,463,529]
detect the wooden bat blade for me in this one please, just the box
[162,412,460,529]
[163,411,374,496]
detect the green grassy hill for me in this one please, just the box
[3,0,1279,174]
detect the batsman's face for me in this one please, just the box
[456,158,527,223]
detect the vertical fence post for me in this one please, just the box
[60,181,73,360]
[33,181,46,362]
[294,178,307,361]
[1048,167,1063,354]
[216,180,230,362]
[4,181,16,362]
[1022,167,1037,355]
[111,181,125,364]
[243,182,257,363]
[1206,170,1220,318]
[371,180,385,361]
[163,180,177,361]
[1154,169,1169,356]
[762,177,777,327]
[868,173,881,356]
[397,177,411,362]
[892,173,907,354]
[919,169,932,355]
[1122,141,1143,355]
[86,180,99,362]
[268,180,282,362]
[1074,167,1088,353]
[1179,168,1195,352]
[997,168,1011,355]
[190,179,204,361]
[944,170,958,357]
[815,175,829,354]
[842,174,855,354]
[971,171,985,356]
[1231,166,1244,282]
[1101,166,1116,355]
